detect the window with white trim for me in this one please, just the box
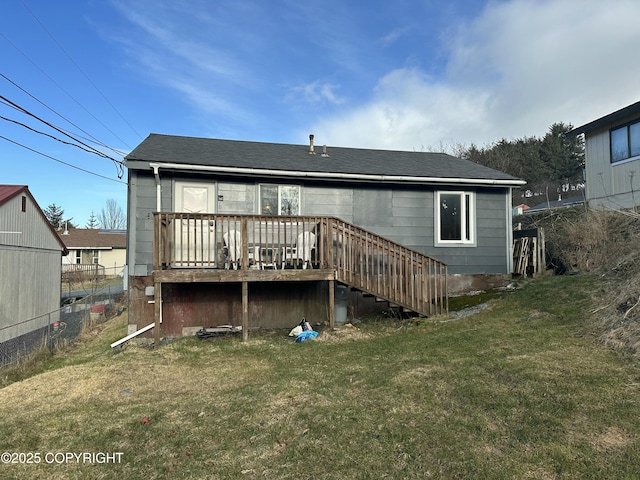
[259,185,300,215]
[436,191,475,245]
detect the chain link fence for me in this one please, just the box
[0,280,126,368]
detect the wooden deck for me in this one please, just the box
[152,213,448,340]
[153,267,336,283]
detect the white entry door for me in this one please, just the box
[173,182,217,266]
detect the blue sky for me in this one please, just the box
[2,0,640,226]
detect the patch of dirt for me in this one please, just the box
[314,325,372,343]
[592,426,633,453]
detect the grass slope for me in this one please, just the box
[1,275,639,479]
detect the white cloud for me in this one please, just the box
[289,81,345,106]
[378,27,409,47]
[311,0,640,150]
[309,69,493,151]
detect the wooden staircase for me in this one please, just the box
[324,218,448,317]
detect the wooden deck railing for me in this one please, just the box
[62,263,106,279]
[153,213,447,316]
[328,218,447,316]
[154,213,327,270]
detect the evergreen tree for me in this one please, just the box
[86,211,99,229]
[44,204,65,228]
[43,203,75,229]
[540,122,585,185]
[461,121,585,205]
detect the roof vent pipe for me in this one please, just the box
[309,134,315,155]
[322,145,329,157]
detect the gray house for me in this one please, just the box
[125,134,525,340]
[0,185,67,359]
[567,100,640,209]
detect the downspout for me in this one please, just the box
[507,187,514,274]
[152,164,163,340]
[152,164,162,212]
[113,164,164,348]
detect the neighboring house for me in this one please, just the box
[513,204,530,216]
[0,185,67,350]
[525,193,586,214]
[60,228,127,277]
[567,100,640,209]
[124,134,525,339]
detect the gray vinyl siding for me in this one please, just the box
[353,189,392,227]
[303,187,353,221]
[584,124,640,210]
[127,170,511,276]
[128,172,166,275]
[218,181,256,213]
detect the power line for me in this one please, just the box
[0,95,125,163]
[0,32,135,150]
[0,134,127,184]
[0,94,125,170]
[0,72,128,158]
[0,114,122,162]
[0,92,126,179]
[18,0,143,142]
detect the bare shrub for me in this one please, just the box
[563,210,640,273]
[522,208,640,358]
[524,208,640,275]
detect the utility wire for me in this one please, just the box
[0,134,127,184]
[0,72,128,158]
[18,0,143,142]
[0,94,125,169]
[57,126,128,157]
[0,95,125,179]
[0,114,121,162]
[0,31,135,150]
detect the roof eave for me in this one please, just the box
[146,161,526,188]
[566,100,640,137]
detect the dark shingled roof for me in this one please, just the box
[566,100,640,137]
[126,134,525,186]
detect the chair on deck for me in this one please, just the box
[223,230,241,269]
[281,231,316,269]
[223,230,261,269]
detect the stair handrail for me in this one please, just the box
[328,218,447,316]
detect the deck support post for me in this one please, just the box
[242,281,249,341]
[329,280,335,329]
[154,281,161,346]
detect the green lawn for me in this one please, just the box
[1,274,639,479]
